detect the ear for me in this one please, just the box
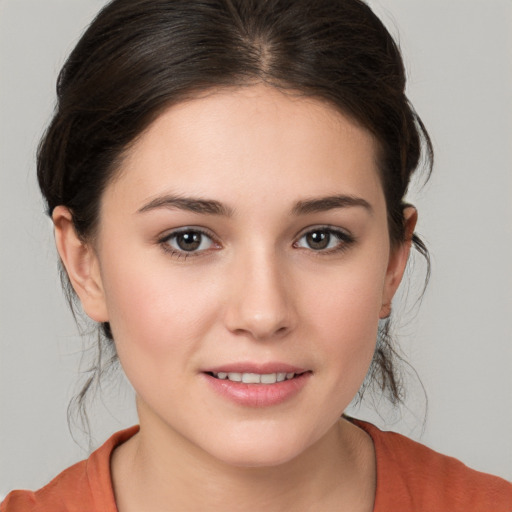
[52,206,109,323]
[379,206,418,319]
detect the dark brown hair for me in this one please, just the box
[37,0,432,423]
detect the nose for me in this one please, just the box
[223,249,297,340]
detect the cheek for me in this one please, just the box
[302,250,387,333]
[308,300,378,422]
[99,251,221,363]
[313,284,380,371]
[300,253,388,383]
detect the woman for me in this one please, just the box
[2,0,511,510]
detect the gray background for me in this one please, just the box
[1,0,511,496]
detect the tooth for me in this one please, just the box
[242,373,261,384]
[218,371,297,384]
[260,373,277,384]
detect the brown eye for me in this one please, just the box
[176,232,202,251]
[295,227,353,252]
[164,229,214,253]
[305,230,330,250]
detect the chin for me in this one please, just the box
[198,424,318,469]
[214,444,305,469]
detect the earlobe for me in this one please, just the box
[52,206,109,323]
[379,206,418,319]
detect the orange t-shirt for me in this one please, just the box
[2,421,511,511]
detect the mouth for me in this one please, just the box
[206,371,306,384]
[202,363,311,406]
[203,368,311,407]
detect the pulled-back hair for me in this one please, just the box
[37,0,432,424]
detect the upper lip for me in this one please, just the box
[204,362,308,374]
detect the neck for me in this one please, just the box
[112,416,375,512]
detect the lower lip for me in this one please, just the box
[203,372,311,407]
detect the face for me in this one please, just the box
[56,84,413,467]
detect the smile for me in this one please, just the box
[210,372,298,384]
[204,369,311,407]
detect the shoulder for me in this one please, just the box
[1,426,139,512]
[352,419,512,512]
[1,459,91,512]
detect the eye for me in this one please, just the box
[161,228,215,254]
[294,227,353,252]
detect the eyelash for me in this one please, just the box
[158,227,219,260]
[158,225,355,260]
[293,226,355,256]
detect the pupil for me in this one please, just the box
[177,232,201,251]
[307,230,330,250]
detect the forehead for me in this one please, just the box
[105,84,384,214]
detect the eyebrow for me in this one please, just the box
[137,195,234,216]
[137,193,372,217]
[291,195,373,215]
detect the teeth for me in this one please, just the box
[260,373,277,384]
[213,372,296,384]
[242,373,261,384]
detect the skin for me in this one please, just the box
[53,84,416,511]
